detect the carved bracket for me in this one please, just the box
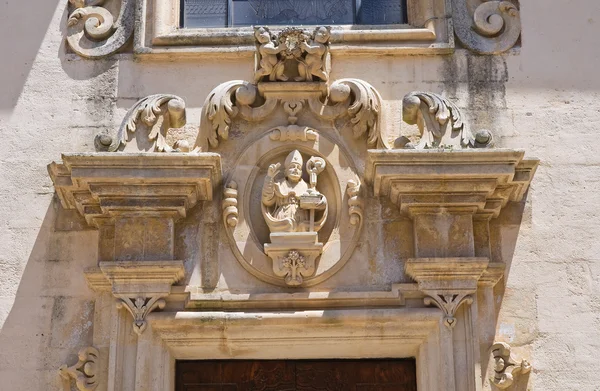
[491,342,532,389]
[452,0,521,54]
[59,346,99,391]
[117,296,166,335]
[66,0,134,58]
[405,258,489,329]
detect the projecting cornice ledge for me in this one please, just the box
[48,152,222,227]
[365,149,538,219]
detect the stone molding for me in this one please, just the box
[59,346,99,391]
[405,257,489,328]
[490,342,532,389]
[136,0,452,58]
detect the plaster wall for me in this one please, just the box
[1,0,599,389]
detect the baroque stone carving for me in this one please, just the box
[346,179,363,226]
[262,150,328,286]
[399,91,492,149]
[254,26,331,83]
[491,342,532,389]
[424,293,474,329]
[96,94,187,152]
[117,296,166,335]
[66,0,134,59]
[222,181,239,227]
[59,346,99,391]
[452,0,521,54]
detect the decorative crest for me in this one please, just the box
[59,346,99,391]
[491,342,532,388]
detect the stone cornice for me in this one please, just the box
[48,152,222,227]
[366,149,538,218]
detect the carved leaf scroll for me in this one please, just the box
[424,292,474,329]
[452,0,521,54]
[66,0,134,59]
[491,342,532,389]
[59,346,99,391]
[346,179,363,226]
[222,181,239,228]
[100,94,186,152]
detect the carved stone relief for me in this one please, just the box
[59,346,99,391]
[116,296,166,335]
[66,0,134,58]
[452,0,521,54]
[491,342,532,389]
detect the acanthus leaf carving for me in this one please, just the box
[423,292,474,329]
[452,0,521,54]
[222,181,239,228]
[116,296,166,335]
[97,94,187,152]
[346,179,363,226]
[491,342,532,389]
[66,0,134,59]
[59,346,99,391]
[400,91,492,149]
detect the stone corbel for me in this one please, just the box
[405,258,488,328]
[59,346,99,391]
[491,342,532,389]
[66,0,134,58]
[452,0,521,54]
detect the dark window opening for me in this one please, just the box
[181,0,407,28]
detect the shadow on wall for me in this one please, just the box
[0,197,98,387]
[0,0,61,117]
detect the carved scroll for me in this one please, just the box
[400,91,495,149]
[66,0,134,59]
[269,125,318,142]
[491,342,532,389]
[59,346,99,391]
[452,0,521,54]
[116,296,166,335]
[346,179,363,226]
[222,182,239,227]
[97,94,186,152]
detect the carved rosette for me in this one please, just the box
[116,296,166,335]
[66,0,134,59]
[96,94,187,152]
[452,0,521,54]
[491,342,532,389]
[59,346,99,391]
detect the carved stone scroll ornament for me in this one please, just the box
[116,296,166,335]
[66,0,134,59]
[452,0,521,54]
[222,181,239,227]
[398,91,492,149]
[59,347,99,391]
[254,26,331,83]
[491,342,532,389]
[346,179,363,226]
[96,94,187,152]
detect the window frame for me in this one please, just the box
[135,0,453,58]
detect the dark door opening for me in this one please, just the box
[176,358,417,391]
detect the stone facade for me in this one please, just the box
[1,0,600,390]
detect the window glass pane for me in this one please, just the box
[182,0,406,28]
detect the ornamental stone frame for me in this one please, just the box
[52,24,536,391]
[65,0,523,59]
